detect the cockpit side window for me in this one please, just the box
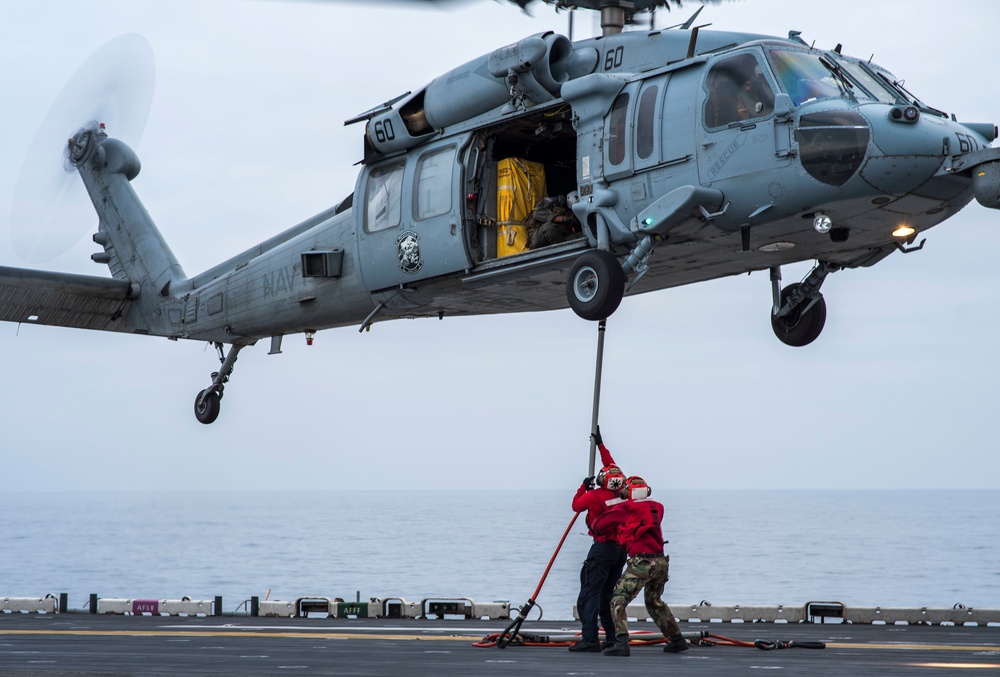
[704,53,776,129]
[365,160,405,233]
[767,50,842,106]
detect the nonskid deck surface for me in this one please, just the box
[1,615,998,676]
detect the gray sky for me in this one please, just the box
[2,0,998,492]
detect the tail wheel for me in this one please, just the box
[771,282,827,347]
[194,389,221,425]
[566,250,625,321]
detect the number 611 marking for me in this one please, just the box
[956,132,981,154]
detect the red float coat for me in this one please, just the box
[571,442,621,542]
[591,498,666,557]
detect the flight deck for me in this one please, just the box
[2,612,999,676]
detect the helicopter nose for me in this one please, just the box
[857,106,949,194]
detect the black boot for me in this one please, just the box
[663,634,690,653]
[603,634,630,656]
[567,640,602,653]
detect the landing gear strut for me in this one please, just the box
[770,262,838,347]
[194,342,244,424]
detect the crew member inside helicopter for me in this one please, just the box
[704,53,775,128]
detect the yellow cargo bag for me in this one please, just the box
[496,157,546,257]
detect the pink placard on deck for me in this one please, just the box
[132,599,159,614]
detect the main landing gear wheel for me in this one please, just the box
[771,282,827,347]
[194,389,221,425]
[193,342,245,424]
[566,250,625,321]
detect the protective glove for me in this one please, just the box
[590,425,604,447]
[583,476,595,490]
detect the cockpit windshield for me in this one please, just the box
[837,59,899,104]
[768,48,941,113]
[768,49,844,106]
[867,62,943,115]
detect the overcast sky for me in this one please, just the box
[2,0,998,492]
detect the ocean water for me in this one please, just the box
[1,490,998,619]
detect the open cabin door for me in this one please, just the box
[356,143,471,292]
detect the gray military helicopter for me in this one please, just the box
[2,0,999,424]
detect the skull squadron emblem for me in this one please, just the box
[396,230,423,274]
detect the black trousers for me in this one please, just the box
[576,539,627,643]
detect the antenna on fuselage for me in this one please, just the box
[680,5,704,30]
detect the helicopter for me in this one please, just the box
[2,0,999,428]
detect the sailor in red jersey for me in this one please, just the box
[592,476,688,657]
[567,426,628,653]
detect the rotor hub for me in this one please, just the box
[67,126,97,166]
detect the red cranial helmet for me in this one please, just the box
[597,464,626,491]
[624,476,651,501]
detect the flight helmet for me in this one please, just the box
[597,464,626,491]
[623,475,651,501]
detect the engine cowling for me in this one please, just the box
[364,32,595,156]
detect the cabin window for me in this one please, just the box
[636,85,658,160]
[413,147,454,220]
[365,160,405,232]
[608,93,629,166]
[704,53,776,128]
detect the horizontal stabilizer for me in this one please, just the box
[0,266,139,332]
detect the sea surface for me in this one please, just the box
[1,490,998,619]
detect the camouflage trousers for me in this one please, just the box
[609,554,681,639]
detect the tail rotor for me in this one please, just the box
[10,33,155,263]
